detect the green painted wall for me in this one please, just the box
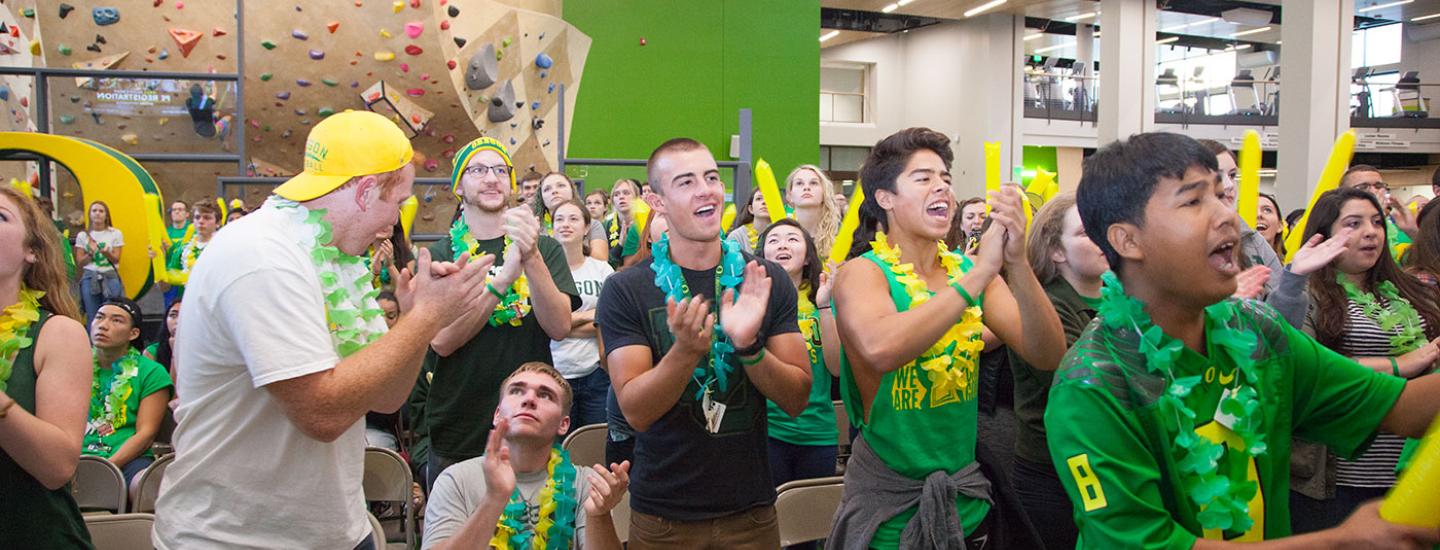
[562,0,819,196]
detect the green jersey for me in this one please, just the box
[766,295,836,447]
[839,251,990,548]
[82,352,173,459]
[1046,299,1405,548]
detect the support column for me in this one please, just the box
[1276,0,1353,212]
[1098,0,1157,145]
[952,14,1024,198]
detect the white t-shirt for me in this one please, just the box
[423,455,594,550]
[551,257,613,379]
[75,227,124,272]
[154,201,387,549]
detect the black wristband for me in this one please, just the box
[732,337,765,358]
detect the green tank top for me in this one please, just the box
[839,252,990,548]
[0,311,95,549]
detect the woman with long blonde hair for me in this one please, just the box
[785,165,842,259]
[0,186,96,548]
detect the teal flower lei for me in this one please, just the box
[273,198,386,357]
[493,445,577,550]
[85,348,142,455]
[1098,272,1267,533]
[450,216,531,327]
[652,233,746,398]
[1338,275,1427,355]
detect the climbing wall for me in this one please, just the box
[0,1,43,186]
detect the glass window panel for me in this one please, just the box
[1367,24,1401,66]
[833,94,863,123]
[820,93,835,122]
[821,67,864,94]
[830,146,870,173]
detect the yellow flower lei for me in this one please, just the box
[0,288,43,393]
[746,224,758,250]
[871,232,986,401]
[797,287,821,366]
[489,446,577,550]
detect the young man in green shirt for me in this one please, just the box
[83,299,172,488]
[1047,132,1440,549]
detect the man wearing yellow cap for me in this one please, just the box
[422,137,579,489]
[154,111,492,550]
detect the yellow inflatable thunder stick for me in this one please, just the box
[828,185,865,266]
[632,197,652,237]
[1285,130,1356,263]
[984,142,1002,214]
[216,197,229,225]
[143,193,186,286]
[1237,130,1262,228]
[721,203,737,234]
[754,158,789,224]
[1381,416,1440,528]
[399,195,418,240]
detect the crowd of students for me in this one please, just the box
[2,110,1440,549]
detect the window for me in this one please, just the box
[821,65,867,123]
[1155,49,1238,112]
[819,145,870,178]
[1353,23,1401,69]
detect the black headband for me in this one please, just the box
[100,299,143,328]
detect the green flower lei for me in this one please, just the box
[0,287,43,394]
[450,216,531,327]
[1337,275,1427,355]
[652,232,746,398]
[85,348,141,455]
[274,198,386,357]
[489,445,577,550]
[1098,271,1267,533]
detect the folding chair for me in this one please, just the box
[775,476,845,546]
[74,455,126,514]
[561,423,608,469]
[363,447,416,550]
[85,512,155,550]
[833,400,851,474]
[130,453,174,514]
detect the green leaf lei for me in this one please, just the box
[652,232,746,398]
[1337,275,1427,355]
[450,216,531,327]
[274,198,386,357]
[1098,272,1267,533]
[0,287,43,393]
[85,348,141,455]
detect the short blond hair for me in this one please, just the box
[499,362,574,413]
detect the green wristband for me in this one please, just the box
[1390,356,1401,377]
[950,281,978,308]
[486,282,507,300]
[738,347,767,366]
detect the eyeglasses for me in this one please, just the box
[462,164,512,179]
[1352,181,1389,192]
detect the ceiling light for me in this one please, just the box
[1358,0,1414,13]
[1023,33,1044,41]
[881,3,898,13]
[1412,12,1440,21]
[897,0,916,5]
[964,0,1007,17]
[1161,17,1219,32]
[820,30,839,42]
[1232,26,1272,37]
[1066,12,1099,22]
[1224,44,1253,51]
[1157,36,1180,44]
[1093,31,1101,38]
[1035,41,1075,53]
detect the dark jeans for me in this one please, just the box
[1012,456,1077,550]
[605,385,635,465]
[1290,485,1389,534]
[568,369,610,428]
[426,453,459,493]
[767,438,837,488]
[118,456,154,487]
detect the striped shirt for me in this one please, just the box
[1332,297,1426,488]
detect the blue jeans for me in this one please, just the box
[567,369,610,428]
[119,455,154,487]
[79,269,123,323]
[766,437,837,488]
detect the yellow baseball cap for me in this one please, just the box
[273,110,415,201]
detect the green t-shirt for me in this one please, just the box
[766,300,837,447]
[1045,299,1406,548]
[839,251,990,548]
[1009,277,1098,466]
[166,222,192,244]
[425,234,579,461]
[82,352,173,460]
[621,225,640,257]
[1389,217,1412,262]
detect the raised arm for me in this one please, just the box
[0,316,93,489]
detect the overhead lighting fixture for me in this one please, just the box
[1414,12,1440,22]
[1023,33,1044,41]
[881,3,899,13]
[1157,36,1180,44]
[1358,0,1413,13]
[1224,44,1253,51]
[1232,26,1272,37]
[1276,40,1282,44]
[1161,17,1219,32]
[1034,41,1075,54]
[1066,12,1099,22]
[1093,31,1101,38]
[820,30,839,42]
[964,0,1007,17]
[897,0,916,5]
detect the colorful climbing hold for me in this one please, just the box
[59,4,76,19]
[96,34,108,45]
[169,28,202,57]
[447,5,459,17]
[318,107,335,117]
[535,53,553,69]
[29,40,40,56]
[294,109,307,116]
[446,60,457,70]
[321,78,338,87]
[548,83,555,94]
[157,48,169,60]
[502,37,512,48]
[424,159,439,172]
[92,7,120,25]
[453,37,467,48]
[175,1,184,9]
[59,115,76,125]
[406,88,425,97]
[308,49,324,60]
[58,44,73,56]
[380,29,392,39]
[259,72,273,81]
[261,40,277,50]
[539,71,547,79]
[212,27,227,37]
[327,21,340,33]
[291,29,308,40]
[276,91,291,100]
[410,0,421,8]
[405,22,424,39]
[21,8,34,18]
[439,20,450,31]
[530,101,540,110]
[392,1,404,13]
[296,79,312,87]
[87,44,102,53]
[404,45,423,56]
[400,63,410,73]
[120,134,139,145]
[374,51,395,61]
